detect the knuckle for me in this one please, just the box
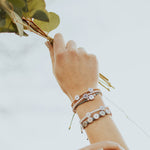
[67,40,75,44]
[78,47,86,53]
[54,33,62,39]
[56,52,65,60]
[78,47,85,50]
[69,50,78,56]
[89,54,98,62]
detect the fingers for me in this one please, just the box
[45,41,55,64]
[80,141,125,150]
[66,40,77,51]
[54,33,66,56]
[77,47,87,55]
[46,33,88,64]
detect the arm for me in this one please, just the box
[45,33,128,150]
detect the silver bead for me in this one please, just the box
[105,109,111,115]
[99,106,105,111]
[88,88,93,93]
[89,95,94,100]
[75,95,80,100]
[86,112,91,117]
[87,117,93,123]
[99,111,105,116]
[83,94,88,99]
[82,121,88,128]
[93,113,99,119]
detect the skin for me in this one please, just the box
[45,33,129,150]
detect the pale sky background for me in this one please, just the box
[0,0,150,149]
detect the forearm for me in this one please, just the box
[46,33,129,150]
[70,93,128,149]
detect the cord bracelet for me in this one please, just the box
[71,88,102,113]
[69,88,102,130]
[80,106,112,129]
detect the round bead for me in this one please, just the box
[99,106,105,111]
[93,113,99,119]
[99,111,106,116]
[75,95,80,100]
[89,95,94,100]
[82,121,88,128]
[86,112,91,118]
[105,109,111,115]
[87,117,93,123]
[83,94,88,99]
[88,88,93,93]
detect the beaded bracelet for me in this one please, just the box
[71,88,102,113]
[69,88,102,129]
[80,106,112,129]
[71,88,101,107]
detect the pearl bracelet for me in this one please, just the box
[80,106,112,129]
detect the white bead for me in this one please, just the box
[87,117,93,123]
[75,95,80,100]
[93,113,99,119]
[99,106,105,111]
[89,95,94,100]
[86,112,91,117]
[82,121,88,128]
[83,94,88,99]
[88,88,93,93]
[105,109,111,115]
[100,111,106,116]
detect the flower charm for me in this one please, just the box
[82,121,88,128]
[83,94,88,99]
[86,112,91,118]
[93,113,100,119]
[75,95,80,100]
[88,88,93,93]
[87,117,94,123]
[100,111,106,116]
[99,106,105,111]
[89,95,94,100]
[105,109,111,115]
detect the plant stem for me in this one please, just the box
[22,17,53,45]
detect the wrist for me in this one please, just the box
[76,94,105,119]
[67,85,99,102]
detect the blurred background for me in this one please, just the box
[0,0,150,149]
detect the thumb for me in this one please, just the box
[45,41,55,65]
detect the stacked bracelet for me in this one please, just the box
[71,88,102,113]
[69,88,102,130]
[69,88,112,133]
[80,106,112,129]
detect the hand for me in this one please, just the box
[80,141,125,150]
[45,33,99,101]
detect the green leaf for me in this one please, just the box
[0,12,15,31]
[0,0,60,37]
[33,12,60,33]
[7,0,25,9]
[23,0,46,18]
[0,8,6,19]
[32,10,49,22]
[0,19,6,27]
[0,8,6,27]
[7,0,26,17]
[22,0,28,12]
[0,1,24,36]
[10,10,24,36]
[0,19,18,33]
